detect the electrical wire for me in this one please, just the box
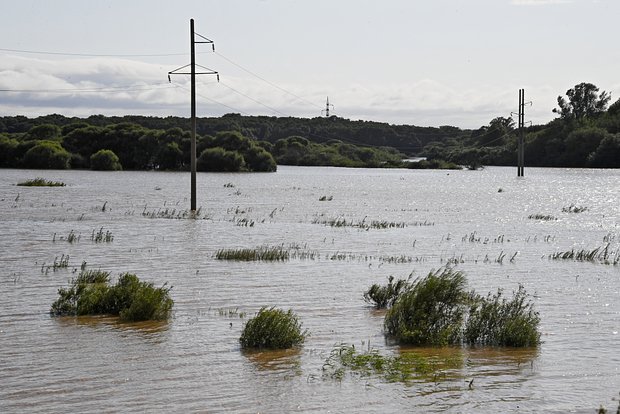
[0,82,175,94]
[215,51,323,110]
[218,81,288,117]
[0,47,189,58]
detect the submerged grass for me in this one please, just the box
[50,270,173,322]
[321,344,462,384]
[312,216,408,230]
[91,227,114,243]
[216,246,289,261]
[549,243,620,265]
[239,307,307,349]
[17,177,65,187]
[528,214,557,221]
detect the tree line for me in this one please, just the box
[1,81,618,171]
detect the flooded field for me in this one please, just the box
[1,166,619,413]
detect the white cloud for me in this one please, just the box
[0,54,569,128]
[511,0,572,5]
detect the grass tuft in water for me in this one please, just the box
[464,285,541,347]
[50,271,173,322]
[562,204,588,213]
[528,213,557,221]
[91,227,114,243]
[240,307,307,349]
[215,246,289,261]
[549,243,620,265]
[384,268,468,346]
[363,275,411,309]
[17,177,65,187]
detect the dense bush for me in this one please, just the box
[381,268,541,347]
[240,307,307,349]
[464,285,541,347]
[197,147,244,172]
[22,140,71,169]
[90,149,122,171]
[50,270,173,322]
[384,268,468,346]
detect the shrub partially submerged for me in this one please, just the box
[384,268,468,346]
[464,285,541,347]
[381,268,541,347]
[51,270,173,322]
[363,275,411,309]
[240,307,307,349]
[17,177,65,187]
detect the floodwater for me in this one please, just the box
[0,166,619,413]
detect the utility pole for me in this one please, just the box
[517,88,525,177]
[168,19,219,212]
[321,96,334,117]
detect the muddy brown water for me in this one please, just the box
[1,166,619,413]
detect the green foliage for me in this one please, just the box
[553,82,611,121]
[322,344,462,383]
[50,270,173,322]
[90,149,122,171]
[17,177,65,187]
[363,276,411,309]
[384,268,468,346]
[464,285,541,347]
[22,140,71,169]
[27,124,61,141]
[197,147,244,172]
[239,307,307,349]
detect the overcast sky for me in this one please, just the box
[1,0,618,129]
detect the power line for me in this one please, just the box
[219,81,288,117]
[214,51,323,110]
[0,47,189,58]
[172,82,250,116]
[0,82,175,94]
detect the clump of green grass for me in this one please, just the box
[562,204,588,213]
[363,275,411,309]
[319,195,333,201]
[322,343,462,383]
[91,227,114,243]
[215,246,289,261]
[17,177,65,187]
[384,268,468,346]
[239,307,307,349]
[528,214,557,221]
[50,270,173,322]
[464,285,541,347]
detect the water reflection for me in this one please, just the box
[242,348,302,375]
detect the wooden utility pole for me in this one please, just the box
[190,19,197,210]
[518,89,525,177]
[168,19,219,212]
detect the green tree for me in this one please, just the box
[22,141,71,169]
[197,147,244,172]
[553,82,611,121]
[90,149,122,171]
[27,124,61,141]
[156,142,183,170]
[588,134,620,168]
[244,146,277,172]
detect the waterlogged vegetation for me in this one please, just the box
[17,177,65,187]
[549,243,620,265]
[322,343,462,384]
[91,227,114,243]
[239,307,307,349]
[312,216,411,229]
[50,270,173,322]
[378,268,541,347]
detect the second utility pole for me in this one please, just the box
[190,18,197,211]
[518,88,525,177]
